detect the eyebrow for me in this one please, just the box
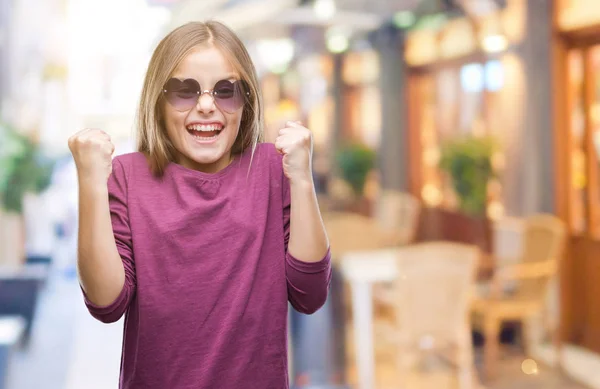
[171,74,239,82]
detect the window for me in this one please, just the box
[415,59,508,218]
[567,44,600,237]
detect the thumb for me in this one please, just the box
[275,141,284,155]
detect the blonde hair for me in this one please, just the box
[136,21,264,176]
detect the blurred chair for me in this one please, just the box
[322,211,395,326]
[324,178,357,212]
[322,212,392,262]
[471,214,567,379]
[491,217,525,267]
[370,191,421,319]
[376,242,480,389]
[372,190,421,247]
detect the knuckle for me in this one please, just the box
[72,136,84,146]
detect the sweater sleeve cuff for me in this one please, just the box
[81,283,128,315]
[285,247,331,273]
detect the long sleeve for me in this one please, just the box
[82,158,137,323]
[283,174,332,315]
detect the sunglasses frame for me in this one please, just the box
[162,78,251,113]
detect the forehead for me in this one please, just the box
[171,45,239,82]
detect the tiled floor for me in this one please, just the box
[344,348,585,389]
[345,338,586,389]
[5,271,79,389]
[484,356,584,389]
[5,268,122,389]
[5,269,588,389]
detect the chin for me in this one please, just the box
[182,135,231,170]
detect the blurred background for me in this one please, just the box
[0,0,599,388]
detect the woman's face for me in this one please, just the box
[162,45,244,173]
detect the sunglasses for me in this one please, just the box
[162,78,250,113]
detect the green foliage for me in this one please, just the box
[335,143,376,196]
[439,135,497,217]
[0,122,55,213]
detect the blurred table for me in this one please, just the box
[339,248,399,389]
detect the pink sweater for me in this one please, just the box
[82,143,331,388]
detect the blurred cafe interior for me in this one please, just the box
[3,0,600,388]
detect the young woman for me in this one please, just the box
[68,21,331,388]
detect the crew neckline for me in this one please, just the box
[166,147,252,180]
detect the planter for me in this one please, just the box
[346,197,372,216]
[416,206,493,254]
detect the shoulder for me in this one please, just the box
[112,152,150,173]
[240,143,285,190]
[110,152,151,183]
[253,142,282,170]
[251,143,288,198]
[113,151,147,167]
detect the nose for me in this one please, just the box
[196,91,216,113]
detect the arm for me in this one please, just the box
[287,178,330,263]
[275,121,332,314]
[78,158,136,323]
[283,178,332,315]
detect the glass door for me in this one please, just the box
[567,44,600,238]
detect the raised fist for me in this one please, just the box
[275,121,313,184]
[68,128,115,184]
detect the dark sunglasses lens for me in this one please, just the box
[164,78,200,111]
[213,80,247,113]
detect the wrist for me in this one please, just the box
[289,179,316,202]
[288,175,314,189]
[78,174,109,196]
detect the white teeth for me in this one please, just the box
[186,124,223,132]
[191,133,219,140]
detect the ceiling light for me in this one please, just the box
[327,34,348,53]
[256,38,295,73]
[314,0,336,20]
[482,34,508,53]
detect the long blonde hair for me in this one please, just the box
[136,21,264,176]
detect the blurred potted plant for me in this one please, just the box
[0,122,55,266]
[439,134,497,217]
[433,134,498,253]
[334,143,376,213]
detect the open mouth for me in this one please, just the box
[186,124,224,141]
